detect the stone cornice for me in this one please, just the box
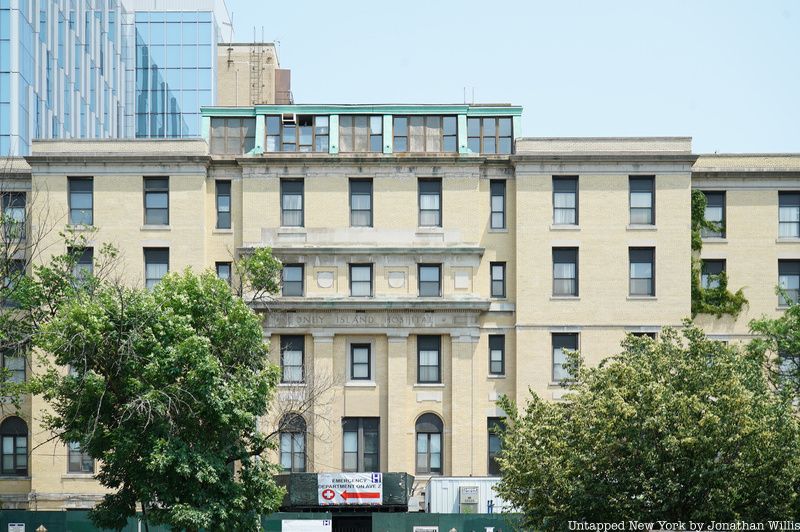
[252,299,490,312]
[260,245,485,256]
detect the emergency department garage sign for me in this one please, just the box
[318,472,383,505]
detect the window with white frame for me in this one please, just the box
[280,335,304,383]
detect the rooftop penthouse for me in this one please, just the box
[200,103,523,156]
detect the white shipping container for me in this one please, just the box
[423,477,514,514]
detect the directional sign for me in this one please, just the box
[317,472,383,505]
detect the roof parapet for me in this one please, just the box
[515,137,692,155]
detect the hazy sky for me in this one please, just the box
[226,0,799,153]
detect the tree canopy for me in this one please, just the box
[33,270,284,531]
[496,325,800,529]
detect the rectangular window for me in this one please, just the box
[342,417,379,472]
[215,262,231,285]
[490,180,506,229]
[467,117,513,154]
[68,177,93,225]
[282,264,304,296]
[629,247,655,296]
[350,264,373,297]
[350,343,371,381]
[491,262,506,298]
[340,115,382,152]
[2,192,26,240]
[417,335,441,383]
[702,191,725,238]
[553,176,578,225]
[701,259,725,289]
[215,180,231,229]
[67,441,93,473]
[779,260,800,306]
[266,115,281,152]
[779,192,800,238]
[1,351,25,383]
[487,417,504,475]
[419,178,442,227]
[392,115,456,153]
[281,180,304,227]
[209,117,255,154]
[418,264,442,297]
[489,335,505,376]
[629,176,655,225]
[3,259,24,296]
[553,247,578,296]
[144,177,169,225]
[71,247,93,280]
[144,248,168,290]
[552,333,578,381]
[280,335,304,383]
[274,115,329,152]
[350,179,373,227]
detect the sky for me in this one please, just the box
[226,0,799,153]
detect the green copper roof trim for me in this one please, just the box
[201,104,522,117]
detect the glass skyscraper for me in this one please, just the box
[0,0,230,155]
[133,10,216,138]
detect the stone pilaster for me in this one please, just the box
[386,332,410,472]
[449,331,478,476]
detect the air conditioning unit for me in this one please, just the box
[282,113,296,125]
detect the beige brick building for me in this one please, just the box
[0,103,797,512]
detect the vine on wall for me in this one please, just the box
[691,189,748,317]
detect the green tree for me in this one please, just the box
[750,296,800,400]
[32,270,284,531]
[0,224,114,408]
[496,325,800,529]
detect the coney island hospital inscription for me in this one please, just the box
[266,311,479,331]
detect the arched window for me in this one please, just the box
[279,414,306,473]
[0,416,28,476]
[415,413,443,475]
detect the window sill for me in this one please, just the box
[702,237,727,243]
[549,381,574,387]
[66,224,95,232]
[776,238,800,243]
[345,381,377,388]
[549,224,580,231]
[487,374,506,379]
[416,227,444,234]
[62,473,95,479]
[550,296,579,301]
[278,227,307,233]
[414,383,445,388]
[627,224,657,231]
[488,228,508,233]
[0,476,30,480]
[627,296,657,301]
[212,228,234,234]
[778,306,791,311]
[278,382,306,387]
[140,225,171,231]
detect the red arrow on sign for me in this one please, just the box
[341,490,381,500]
